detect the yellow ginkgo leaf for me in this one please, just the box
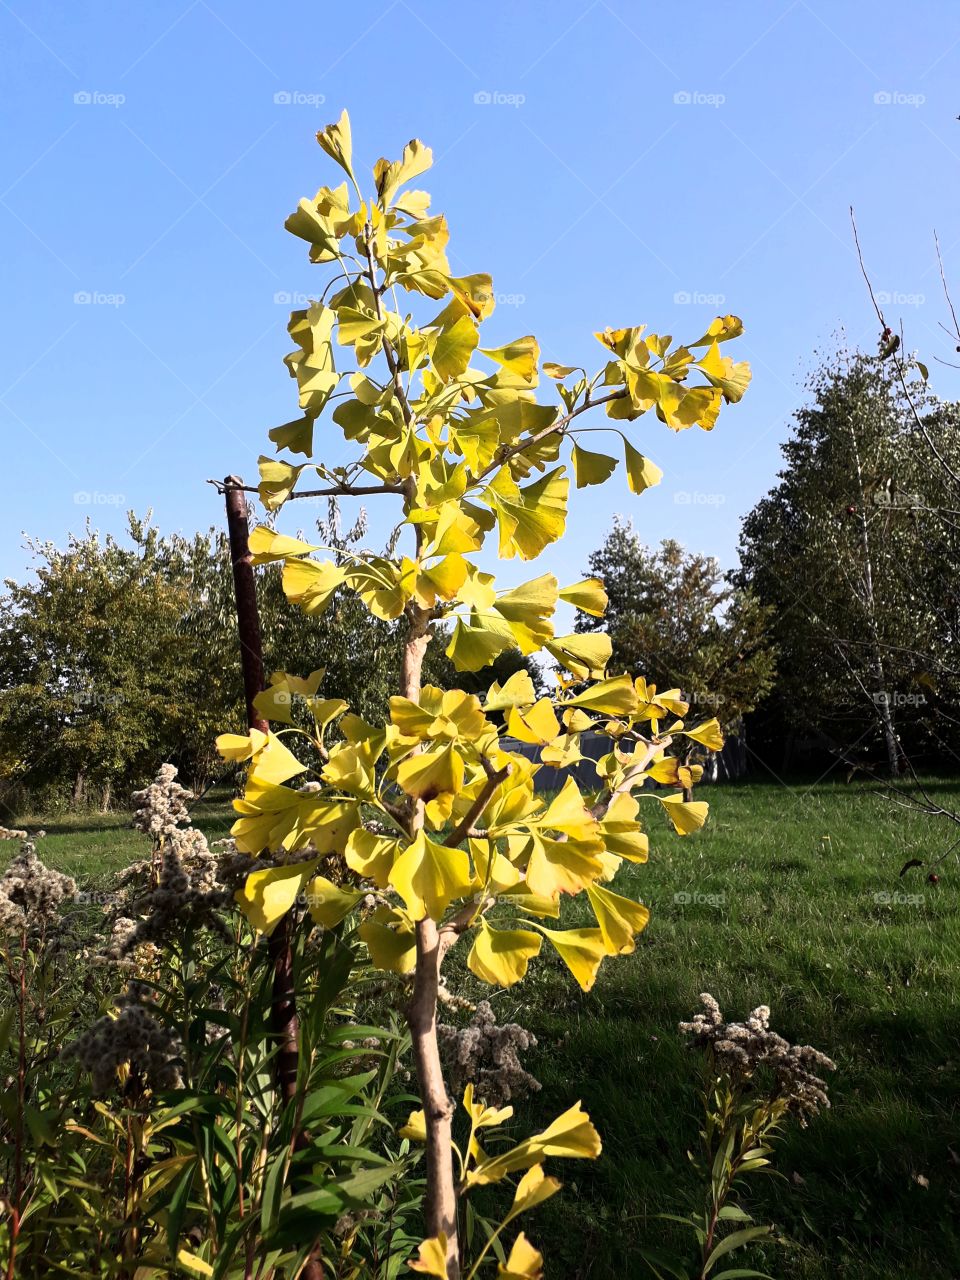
[283,558,346,615]
[534,925,608,992]
[558,578,608,617]
[388,830,472,921]
[216,728,267,763]
[316,108,354,179]
[600,793,649,863]
[696,340,752,402]
[690,314,744,346]
[545,632,611,679]
[247,734,306,787]
[445,615,515,672]
[507,1164,561,1221]
[497,1233,544,1279]
[235,860,319,936]
[469,838,521,893]
[539,776,598,839]
[484,467,569,562]
[507,698,561,746]
[524,833,605,899]
[480,335,539,383]
[374,137,433,208]
[564,674,638,716]
[571,442,618,488]
[484,669,538,712]
[463,1082,514,1135]
[358,907,416,974]
[345,828,401,889]
[305,875,363,928]
[432,315,479,381]
[466,1100,601,1186]
[408,1235,449,1278]
[467,919,542,987]
[683,718,725,752]
[398,1108,426,1143]
[586,882,650,955]
[623,438,663,494]
[645,756,681,786]
[658,793,709,835]
[248,526,320,563]
[268,414,314,457]
[258,457,307,509]
[396,742,465,802]
[493,574,558,653]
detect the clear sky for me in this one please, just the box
[3,0,960,597]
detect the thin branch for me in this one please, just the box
[208,478,405,499]
[443,761,510,849]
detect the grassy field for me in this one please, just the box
[14,776,960,1279]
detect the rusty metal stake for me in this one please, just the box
[223,476,300,1109]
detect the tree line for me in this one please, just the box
[2,348,957,814]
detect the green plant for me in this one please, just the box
[643,995,835,1280]
[0,772,422,1279]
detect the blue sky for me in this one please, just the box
[3,0,960,596]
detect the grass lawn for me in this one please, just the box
[14,776,960,1278]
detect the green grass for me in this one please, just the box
[16,777,960,1278]
[468,777,960,1279]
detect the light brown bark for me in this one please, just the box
[401,609,460,1277]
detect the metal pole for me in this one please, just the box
[222,476,300,1108]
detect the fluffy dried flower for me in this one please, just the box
[0,836,76,935]
[131,764,193,843]
[64,982,183,1094]
[680,993,835,1122]
[438,1000,541,1108]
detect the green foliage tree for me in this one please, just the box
[0,517,239,810]
[737,351,960,775]
[577,523,776,773]
[217,111,751,1276]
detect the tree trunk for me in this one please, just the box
[847,423,903,776]
[401,615,460,1277]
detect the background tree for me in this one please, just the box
[737,351,960,775]
[0,517,239,811]
[577,523,776,777]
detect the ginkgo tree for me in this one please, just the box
[216,110,750,1279]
